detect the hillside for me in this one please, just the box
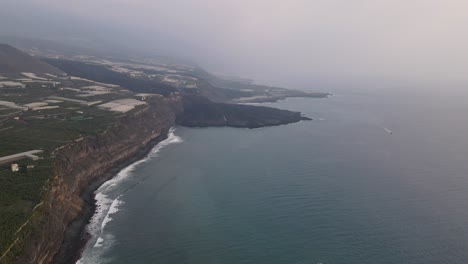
[0,44,319,263]
[0,44,63,75]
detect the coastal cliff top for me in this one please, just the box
[0,43,325,262]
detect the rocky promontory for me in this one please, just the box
[177,96,311,128]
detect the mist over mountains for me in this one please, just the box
[3,0,468,89]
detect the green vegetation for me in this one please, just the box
[0,77,137,256]
[0,103,120,156]
[0,43,321,262]
[43,59,176,95]
[0,159,52,258]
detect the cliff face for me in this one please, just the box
[14,96,182,264]
[12,94,311,264]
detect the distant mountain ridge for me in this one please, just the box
[0,43,63,74]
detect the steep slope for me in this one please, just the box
[7,96,182,264]
[0,44,63,74]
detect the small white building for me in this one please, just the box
[11,164,19,172]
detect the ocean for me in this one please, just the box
[78,87,468,264]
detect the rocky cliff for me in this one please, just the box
[10,95,310,264]
[12,96,182,264]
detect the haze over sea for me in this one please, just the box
[79,84,468,264]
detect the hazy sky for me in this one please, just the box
[2,0,468,88]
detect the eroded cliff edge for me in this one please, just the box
[11,95,310,264]
[10,96,181,264]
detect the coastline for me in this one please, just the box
[53,98,313,263]
[13,95,314,264]
[52,128,173,264]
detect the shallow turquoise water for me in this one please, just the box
[79,89,468,264]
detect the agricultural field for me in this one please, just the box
[0,159,52,255]
[0,70,148,256]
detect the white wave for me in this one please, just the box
[94,237,104,248]
[86,192,112,240]
[93,194,124,248]
[79,128,182,263]
[100,195,123,231]
[149,128,183,156]
[97,128,182,192]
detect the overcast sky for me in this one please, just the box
[2,0,468,88]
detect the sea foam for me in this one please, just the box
[79,128,182,262]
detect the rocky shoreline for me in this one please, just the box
[12,95,312,264]
[11,96,181,264]
[52,130,172,264]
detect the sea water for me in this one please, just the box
[79,87,468,264]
